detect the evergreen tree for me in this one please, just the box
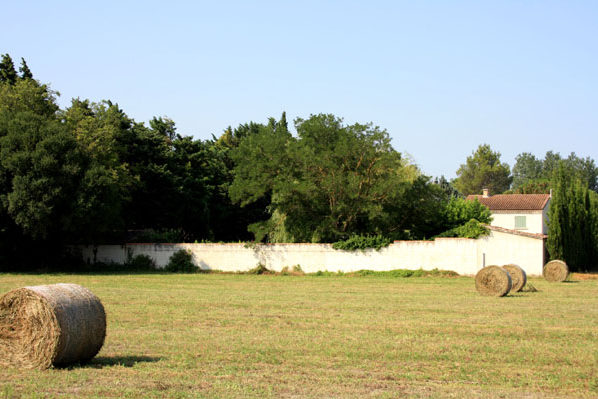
[19,57,33,80]
[0,54,18,85]
[546,165,567,261]
[547,163,598,271]
[278,111,288,133]
[454,144,512,195]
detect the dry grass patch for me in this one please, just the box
[0,273,596,398]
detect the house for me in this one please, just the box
[466,189,551,234]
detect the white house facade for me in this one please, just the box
[466,189,551,235]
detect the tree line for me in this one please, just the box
[1,53,596,271]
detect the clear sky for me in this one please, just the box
[3,1,597,178]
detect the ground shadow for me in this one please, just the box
[71,355,162,369]
[562,280,580,284]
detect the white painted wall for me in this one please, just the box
[490,210,545,234]
[477,230,545,273]
[80,230,545,276]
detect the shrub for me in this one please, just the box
[435,219,489,239]
[280,265,305,276]
[125,254,157,271]
[164,250,197,273]
[332,234,392,251]
[246,263,272,275]
[311,268,458,278]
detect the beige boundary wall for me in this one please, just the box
[80,228,546,276]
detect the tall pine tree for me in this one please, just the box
[0,54,18,84]
[19,58,33,80]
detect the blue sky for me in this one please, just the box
[3,1,597,178]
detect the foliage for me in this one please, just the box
[432,197,492,239]
[435,219,490,239]
[433,175,461,198]
[511,151,598,192]
[280,265,306,276]
[0,54,18,84]
[442,197,492,226]
[246,263,273,275]
[0,79,84,240]
[453,144,512,195]
[332,234,392,251]
[505,179,551,194]
[344,268,459,278]
[230,113,441,243]
[546,162,598,272]
[164,249,197,273]
[19,58,33,80]
[511,152,544,190]
[125,254,157,271]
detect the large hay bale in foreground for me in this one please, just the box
[543,260,569,282]
[502,264,527,292]
[475,266,512,297]
[0,283,106,369]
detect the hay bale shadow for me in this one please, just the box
[77,355,162,369]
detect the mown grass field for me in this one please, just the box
[0,273,597,398]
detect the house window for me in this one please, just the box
[515,216,527,229]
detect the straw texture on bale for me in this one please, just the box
[0,283,106,369]
[475,266,512,297]
[543,260,569,282]
[502,264,527,292]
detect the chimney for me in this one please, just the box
[482,188,489,198]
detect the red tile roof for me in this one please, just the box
[486,225,547,240]
[466,194,550,211]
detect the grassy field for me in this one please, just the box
[0,273,597,398]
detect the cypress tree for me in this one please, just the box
[278,111,288,133]
[547,162,598,271]
[0,54,18,84]
[547,164,567,261]
[19,57,33,80]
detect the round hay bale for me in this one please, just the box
[543,260,569,282]
[475,266,512,297]
[502,264,527,292]
[0,283,106,369]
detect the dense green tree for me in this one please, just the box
[453,144,512,195]
[230,113,438,242]
[441,197,492,229]
[19,58,33,80]
[565,152,598,192]
[546,163,598,271]
[0,77,86,241]
[506,179,551,194]
[511,152,543,190]
[61,99,137,240]
[0,78,58,117]
[433,175,461,198]
[150,116,177,141]
[215,121,263,149]
[512,151,598,192]
[0,54,17,85]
